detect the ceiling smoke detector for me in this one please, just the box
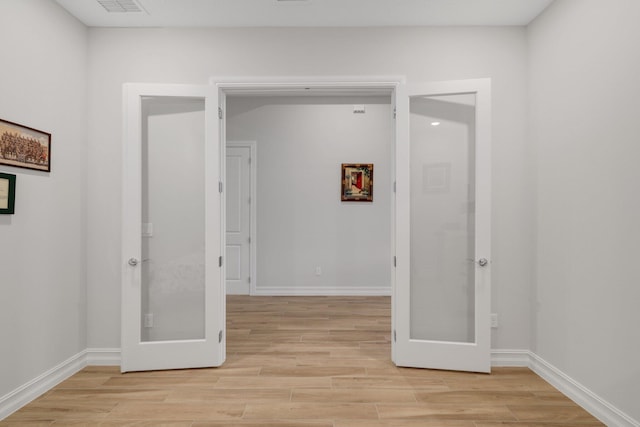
[96,0,144,13]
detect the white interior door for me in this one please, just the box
[121,83,224,372]
[394,79,492,373]
[225,142,255,295]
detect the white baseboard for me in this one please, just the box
[0,348,121,421]
[250,286,392,296]
[529,352,639,427]
[0,350,86,420]
[491,349,530,367]
[490,350,638,427]
[227,283,250,295]
[85,348,121,366]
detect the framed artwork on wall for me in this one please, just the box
[341,163,373,202]
[0,118,51,172]
[0,172,16,214]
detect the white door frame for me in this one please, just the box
[226,140,257,295]
[211,75,402,365]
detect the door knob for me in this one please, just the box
[478,258,488,267]
[128,258,139,266]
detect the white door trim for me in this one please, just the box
[212,75,402,361]
[211,75,402,364]
[226,140,257,295]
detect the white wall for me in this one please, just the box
[227,96,392,293]
[86,26,530,349]
[528,0,640,421]
[0,0,88,398]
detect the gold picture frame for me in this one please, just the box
[341,163,373,202]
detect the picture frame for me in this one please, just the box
[341,163,373,202]
[0,172,16,215]
[0,118,51,172]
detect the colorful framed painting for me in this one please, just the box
[341,163,373,202]
[0,118,51,172]
[0,172,16,214]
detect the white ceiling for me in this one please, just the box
[55,0,554,28]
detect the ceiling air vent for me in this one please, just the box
[96,0,144,13]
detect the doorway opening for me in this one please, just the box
[221,85,397,363]
[224,93,394,296]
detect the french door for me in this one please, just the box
[121,83,224,372]
[394,79,492,373]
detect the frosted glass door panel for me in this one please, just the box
[141,97,205,342]
[409,94,476,344]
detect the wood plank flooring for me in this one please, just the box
[1,295,604,426]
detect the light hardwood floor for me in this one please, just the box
[1,296,603,426]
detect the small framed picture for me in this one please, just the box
[0,172,16,214]
[341,163,373,202]
[0,118,51,172]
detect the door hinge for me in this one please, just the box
[248,157,252,165]
[393,107,397,119]
[393,329,397,342]
[218,256,223,267]
[393,256,397,267]
[248,196,251,204]
[219,181,223,193]
[393,181,396,193]
[218,330,223,343]
[218,107,223,119]
[248,276,251,284]
[248,236,251,244]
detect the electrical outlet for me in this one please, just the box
[491,313,498,328]
[144,313,154,328]
[315,266,322,276]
